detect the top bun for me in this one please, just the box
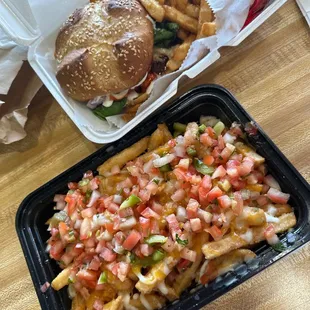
[55,0,154,101]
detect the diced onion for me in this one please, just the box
[153,154,175,167]
[87,190,101,207]
[114,195,123,204]
[176,206,187,222]
[223,132,236,144]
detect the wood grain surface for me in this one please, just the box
[0,1,309,309]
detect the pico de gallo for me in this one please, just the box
[46,117,292,309]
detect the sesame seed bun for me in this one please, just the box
[55,0,154,102]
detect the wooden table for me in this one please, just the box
[0,1,309,309]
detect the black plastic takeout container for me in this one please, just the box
[16,85,310,310]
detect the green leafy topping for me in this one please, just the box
[186,147,197,157]
[97,271,107,284]
[153,179,160,185]
[120,194,141,209]
[193,158,215,175]
[154,22,179,48]
[176,234,188,246]
[152,249,165,262]
[271,242,286,253]
[93,98,127,120]
[78,179,89,187]
[198,124,207,134]
[159,164,172,172]
[145,235,168,245]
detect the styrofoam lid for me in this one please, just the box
[0,0,40,46]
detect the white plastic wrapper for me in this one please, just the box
[0,28,42,144]
[71,0,252,129]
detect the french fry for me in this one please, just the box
[103,296,124,310]
[86,285,117,309]
[139,142,172,162]
[157,0,165,4]
[71,293,86,310]
[260,204,293,217]
[177,28,189,40]
[184,4,199,18]
[200,22,216,37]
[51,266,71,290]
[133,92,149,105]
[97,137,150,175]
[166,34,195,71]
[235,141,265,166]
[148,124,173,151]
[197,0,213,38]
[199,249,256,284]
[175,0,188,12]
[129,294,166,309]
[139,0,165,22]
[202,212,297,259]
[164,5,198,33]
[174,232,208,295]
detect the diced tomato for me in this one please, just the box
[99,247,117,262]
[206,127,215,138]
[238,157,254,176]
[119,207,134,218]
[198,186,210,206]
[256,195,269,206]
[89,256,101,271]
[177,259,191,273]
[207,186,223,202]
[68,182,78,190]
[166,214,182,237]
[139,217,150,237]
[201,175,212,191]
[65,196,77,216]
[205,225,224,241]
[136,203,147,214]
[89,177,100,190]
[230,178,246,190]
[50,240,64,260]
[217,195,231,209]
[212,165,226,179]
[83,171,94,180]
[171,189,185,202]
[107,202,119,214]
[173,167,192,182]
[218,135,225,150]
[105,222,114,234]
[186,199,199,219]
[122,230,141,251]
[141,207,160,219]
[95,240,106,254]
[190,218,202,232]
[264,224,275,239]
[267,188,290,204]
[180,248,197,262]
[200,133,213,146]
[58,222,69,238]
[76,269,98,289]
[232,191,243,216]
[150,167,160,175]
[252,170,264,183]
[81,207,96,218]
[150,219,160,234]
[80,218,92,240]
[168,139,176,147]
[203,155,214,166]
[212,146,221,160]
[264,175,281,191]
[141,72,156,93]
[116,261,130,282]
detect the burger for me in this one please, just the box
[55,0,181,122]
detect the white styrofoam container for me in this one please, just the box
[0,0,287,143]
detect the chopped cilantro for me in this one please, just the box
[176,234,188,246]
